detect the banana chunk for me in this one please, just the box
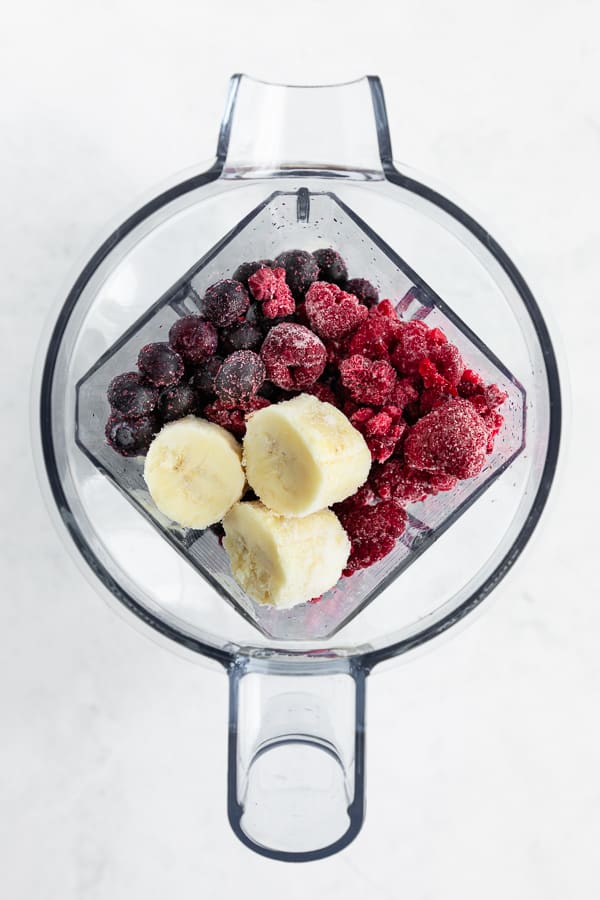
[243,394,371,517]
[144,416,245,529]
[222,501,350,608]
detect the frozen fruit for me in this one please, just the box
[371,459,457,503]
[388,376,420,411]
[404,398,489,478]
[219,321,263,355]
[429,342,464,387]
[144,416,245,529]
[336,500,407,575]
[137,342,184,387]
[222,501,350,608]
[168,315,218,365]
[457,368,485,398]
[346,304,401,359]
[243,394,371,517]
[274,249,319,298]
[485,384,508,409]
[204,395,270,438]
[304,381,339,406]
[214,350,266,406]
[105,414,156,457]
[419,384,453,417]
[260,322,326,390]
[107,372,157,418]
[201,279,249,327]
[232,259,273,287]
[248,266,295,318]
[344,278,379,307]
[332,482,376,517]
[190,356,222,398]
[157,382,197,422]
[312,248,348,284]
[339,354,396,405]
[349,405,406,463]
[305,281,368,340]
[390,320,446,375]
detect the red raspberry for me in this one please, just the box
[388,376,420,411]
[260,323,326,390]
[430,342,464,387]
[305,281,368,340]
[419,385,453,417]
[485,384,508,409]
[371,459,457,503]
[485,411,504,452]
[457,368,485,398]
[349,405,406,462]
[247,266,295,319]
[337,500,407,575]
[332,482,377,517]
[339,354,396,405]
[204,395,270,438]
[345,304,401,359]
[390,320,448,375]
[304,381,339,406]
[404,398,489,479]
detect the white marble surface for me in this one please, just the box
[1,0,599,897]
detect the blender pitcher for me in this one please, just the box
[35,75,561,862]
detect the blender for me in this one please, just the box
[35,74,561,861]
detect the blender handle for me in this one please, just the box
[226,657,367,862]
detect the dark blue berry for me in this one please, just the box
[190,357,223,398]
[344,278,379,307]
[107,372,157,418]
[219,321,263,354]
[157,383,197,422]
[313,248,348,284]
[214,350,265,405]
[201,279,249,327]
[232,259,273,288]
[105,414,156,456]
[168,315,218,365]
[138,342,184,387]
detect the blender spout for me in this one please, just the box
[226,656,367,861]
[217,73,392,179]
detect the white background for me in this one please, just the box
[1,0,599,897]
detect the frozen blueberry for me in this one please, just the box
[219,321,263,355]
[232,259,273,288]
[273,249,319,298]
[312,248,348,284]
[138,342,184,387]
[189,356,223,398]
[201,279,249,327]
[168,315,218,365]
[214,350,266,405]
[105,414,155,457]
[107,372,157,418]
[344,278,379,307]
[157,382,197,422]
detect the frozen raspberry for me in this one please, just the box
[390,320,447,375]
[232,259,273,287]
[430,342,464,387]
[404,398,489,479]
[274,249,319,298]
[312,248,348,284]
[346,304,402,360]
[190,357,222,399]
[419,385,453,417]
[339,354,396,405]
[157,383,197,422]
[107,372,157,418]
[349,405,406,462]
[248,266,295,319]
[371,459,457,503]
[457,368,485,398]
[201,279,249,327]
[168,315,218,365]
[260,323,326,390]
[214,350,265,406]
[105,414,155,457]
[344,278,379,307]
[332,482,376,518]
[484,411,504,452]
[219,321,263,355]
[204,395,270,439]
[337,500,407,575]
[137,343,184,387]
[388,376,420,411]
[305,281,368,340]
[485,384,508,409]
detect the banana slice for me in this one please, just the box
[243,393,371,517]
[144,416,245,529]
[222,501,350,608]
